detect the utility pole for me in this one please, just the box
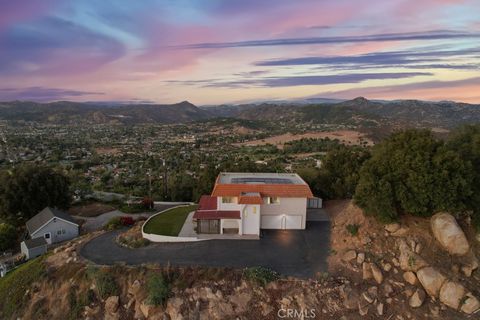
[163,159,168,198]
[147,170,152,199]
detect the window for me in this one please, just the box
[197,219,220,234]
[268,197,280,204]
[57,230,62,235]
[62,229,66,234]
[222,197,234,204]
[44,233,50,239]
[253,206,257,214]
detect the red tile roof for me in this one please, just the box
[238,195,263,204]
[211,184,313,198]
[193,210,241,220]
[198,195,217,210]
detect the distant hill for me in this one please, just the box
[0,100,213,124]
[203,97,480,129]
[1,98,479,129]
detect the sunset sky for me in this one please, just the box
[1,0,480,104]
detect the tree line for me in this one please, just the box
[311,125,479,229]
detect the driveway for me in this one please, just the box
[80,221,330,278]
[76,204,179,232]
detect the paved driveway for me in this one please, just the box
[80,221,330,278]
[75,204,180,232]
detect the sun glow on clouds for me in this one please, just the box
[0,0,479,103]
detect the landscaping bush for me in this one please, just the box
[89,269,119,299]
[118,235,150,248]
[147,273,170,306]
[104,217,122,230]
[120,216,135,226]
[243,266,279,286]
[0,223,16,252]
[346,224,359,236]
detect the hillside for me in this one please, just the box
[0,101,213,124]
[1,201,478,319]
[203,97,480,129]
[1,98,479,129]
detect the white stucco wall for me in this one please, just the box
[217,197,240,210]
[220,219,242,234]
[242,204,260,235]
[260,197,307,229]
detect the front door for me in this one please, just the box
[44,232,52,244]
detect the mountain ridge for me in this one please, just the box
[0,97,478,128]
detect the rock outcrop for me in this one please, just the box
[416,267,446,298]
[439,281,465,310]
[460,293,480,314]
[431,212,469,256]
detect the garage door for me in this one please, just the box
[261,215,303,229]
[261,215,283,229]
[285,215,302,229]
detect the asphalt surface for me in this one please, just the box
[80,221,330,278]
[75,204,179,232]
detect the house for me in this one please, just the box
[193,172,319,236]
[20,237,48,260]
[26,207,79,245]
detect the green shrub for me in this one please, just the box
[472,214,480,234]
[0,257,46,318]
[354,129,473,221]
[243,266,279,286]
[346,224,360,236]
[104,217,122,231]
[147,273,170,306]
[89,269,119,299]
[0,223,16,251]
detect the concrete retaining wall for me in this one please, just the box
[141,205,203,243]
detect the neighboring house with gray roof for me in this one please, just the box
[26,207,79,245]
[20,237,48,260]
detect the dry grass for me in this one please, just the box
[68,202,116,217]
[235,130,374,149]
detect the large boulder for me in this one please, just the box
[342,250,357,262]
[416,267,446,297]
[460,293,480,314]
[105,296,120,314]
[398,239,428,272]
[439,281,465,310]
[431,212,469,256]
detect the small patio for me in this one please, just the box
[178,211,259,240]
